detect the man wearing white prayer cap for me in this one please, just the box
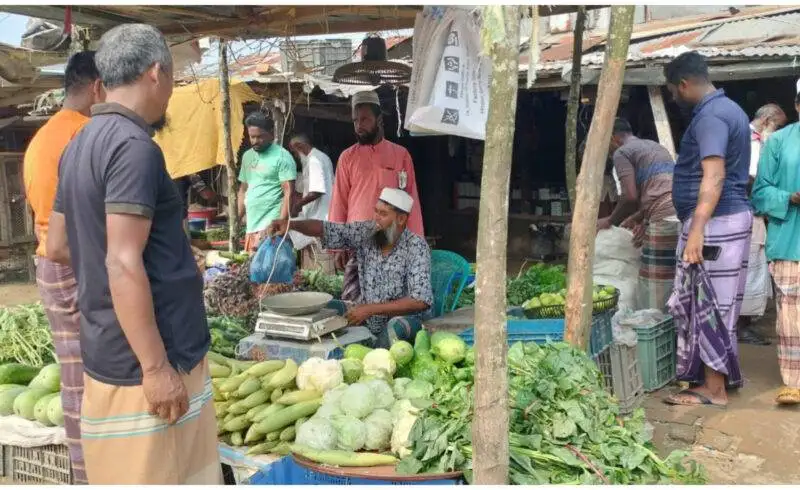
[267,187,432,348]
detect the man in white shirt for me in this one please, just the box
[740,103,787,344]
[288,133,335,272]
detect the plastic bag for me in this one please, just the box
[249,236,296,284]
[593,227,640,311]
[612,308,669,346]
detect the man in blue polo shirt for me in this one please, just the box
[662,51,753,408]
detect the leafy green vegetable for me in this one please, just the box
[299,269,344,298]
[208,315,250,357]
[0,304,56,366]
[506,263,567,307]
[398,342,706,485]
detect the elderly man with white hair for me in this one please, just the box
[269,187,432,348]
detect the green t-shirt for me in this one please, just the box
[238,145,297,234]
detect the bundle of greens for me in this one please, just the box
[506,263,566,307]
[0,303,56,367]
[209,316,251,357]
[398,342,706,485]
[296,269,344,299]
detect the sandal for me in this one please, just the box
[738,328,771,346]
[664,389,726,408]
[776,387,800,405]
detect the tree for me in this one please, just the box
[564,6,635,348]
[564,6,587,207]
[472,5,520,485]
[218,39,241,253]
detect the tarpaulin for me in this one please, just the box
[154,78,260,179]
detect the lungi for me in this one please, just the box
[80,358,222,484]
[768,261,800,389]
[670,210,752,387]
[35,257,87,484]
[300,241,335,274]
[741,216,771,317]
[244,232,262,253]
[638,218,680,311]
[341,254,362,302]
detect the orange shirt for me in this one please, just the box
[329,139,424,237]
[23,109,90,256]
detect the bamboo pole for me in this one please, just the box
[564,6,587,208]
[219,39,241,253]
[472,5,520,485]
[564,6,635,348]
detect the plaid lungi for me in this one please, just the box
[36,257,87,484]
[769,261,800,389]
[80,357,221,484]
[638,218,680,311]
[341,254,362,302]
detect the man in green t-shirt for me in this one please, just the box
[238,112,297,252]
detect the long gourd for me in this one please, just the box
[253,399,321,435]
[290,445,398,467]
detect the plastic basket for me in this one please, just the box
[6,444,72,484]
[459,309,615,357]
[633,316,677,392]
[247,456,462,485]
[522,287,619,319]
[608,344,645,415]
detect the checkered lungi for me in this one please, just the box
[35,257,87,484]
[769,261,800,389]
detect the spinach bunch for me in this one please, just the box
[398,342,706,484]
[506,264,566,307]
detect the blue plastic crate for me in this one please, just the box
[247,456,461,485]
[458,308,615,356]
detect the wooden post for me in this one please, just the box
[219,39,241,253]
[564,6,587,208]
[647,85,676,159]
[564,6,635,349]
[472,5,520,485]
[270,98,287,146]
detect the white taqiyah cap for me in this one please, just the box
[379,188,414,213]
[351,90,380,109]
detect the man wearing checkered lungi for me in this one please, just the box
[752,92,800,405]
[22,52,105,484]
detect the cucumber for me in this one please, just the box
[223,415,250,432]
[212,384,225,402]
[244,424,265,444]
[234,377,261,398]
[270,388,284,404]
[223,412,237,424]
[244,360,285,378]
[230,431,244,447]
[214,400,233,418]
[227,400,251,416]
[209,363,232,378]
[0,363,41,385]
[246,441,278,456]
[252,403,285,424]
[290,445,398,467]
[245,404,267,422]
[270,442,292,456]
[219,373,249,393]
[253,399,321,435]
[240,390,270,410]
[207,351,231,365]
[277,390,321,406]
[279,425,296,442]
[266,431,281,442]
[266,359,297,390]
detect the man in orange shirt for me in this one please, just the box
[22,51,104,485]
[330,90,424,301]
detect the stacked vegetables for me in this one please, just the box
[294,269,344,299]
[208,316,251,358]
[0,362,64,427]
[0,303,56,367]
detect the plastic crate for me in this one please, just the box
[633,316,676,392]
[608,344,645,415]
[458,308,615,356]
[247,456,462,485]
[6,444,72,484]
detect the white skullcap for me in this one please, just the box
[379,188,414,213]
[351,90,380,109]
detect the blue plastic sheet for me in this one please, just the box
[250,236,296,284]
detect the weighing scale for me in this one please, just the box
[254,291,348,341]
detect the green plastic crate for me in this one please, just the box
[633,316,676,392]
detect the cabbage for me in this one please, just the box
[390,401,420,458]
[297,358,344,393]
[339,383,374,419]
[315,402,342,420]
[392,378,412,399]
[363,409,393,451]
[362,349,397,379]
[404,379,434,400]
[339,358,363,384]
[364,379,394,410]
[389,341,414,367]
[295,417,338,450]
[430,333,467,365]
[390,399,418,424]
[330,414,367,451]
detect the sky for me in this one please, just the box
[0,13,29,46]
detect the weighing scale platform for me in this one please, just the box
[236,327,374,364]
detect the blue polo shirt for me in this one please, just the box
[672,89,751,222]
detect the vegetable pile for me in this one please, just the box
[396,341,706,484]
[0,362,64,427]
[294,269,344,299]
[208,316,251,358]
[506,263,567,308]
[0,304,56,367]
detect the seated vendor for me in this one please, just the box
[267,188,432,348]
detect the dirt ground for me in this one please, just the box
[0,281,797,484]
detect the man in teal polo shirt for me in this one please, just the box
[238,112,297,251]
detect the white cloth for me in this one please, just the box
[750,124,762,178]
[290,148,334,251]
[741,236,771,317]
